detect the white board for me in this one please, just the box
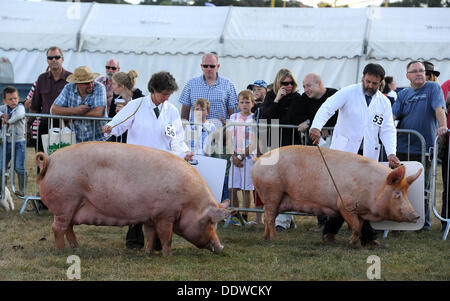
[192,155,227,204]
[370,161,425,231]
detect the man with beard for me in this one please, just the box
[309,63,400,246]
[51,66,107,142]
[97,59,120,114]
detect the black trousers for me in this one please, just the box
[125,224,145,249]
[125,224,162,251]
[323,216,377,244]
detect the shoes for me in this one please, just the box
[417,227,431,233]
[322,233,336,244]
[276,225,285,232]
[361,239,381,247]
[229,216,242,226]
[289,219,297,229]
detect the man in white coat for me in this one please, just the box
[309,63,400,246]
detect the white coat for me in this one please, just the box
[106,95,189,153]
[311,83,396,161]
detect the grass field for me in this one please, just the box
[0,147,448,281]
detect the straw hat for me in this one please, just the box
[67,66,100,84]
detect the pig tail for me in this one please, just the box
[36,152,49,183]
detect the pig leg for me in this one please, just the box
[65,224,79,250]
[339,209,363,247]
[52,215,72,250]
[263,202,280,241]
[261,190,285,241]
[143,224,157,254]
[155,220,174,257]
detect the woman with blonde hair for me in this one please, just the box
[109,70,143,118]
[261,68,307,147]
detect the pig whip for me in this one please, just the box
[316,145,358,212]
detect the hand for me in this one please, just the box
[75,105,91,115]
[274,87,287,103]
[321,129,330,139]
[116,103,125,113]
[1,114,8,124]
[184,151,194,162]
[102,125,112,134]
[436,126,448,137]
[297,121,309,133]
[388,154,401,169]
[232,155,243,168]
[309,128,321,145]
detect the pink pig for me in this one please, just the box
[36,142,233,256]
[252,145,421,246]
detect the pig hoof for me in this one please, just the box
[348,238,362,248]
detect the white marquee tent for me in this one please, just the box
[1,0,449,109]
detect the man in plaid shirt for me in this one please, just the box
[179,53,238,129]
[51,66,107,142]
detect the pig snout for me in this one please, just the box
[398,205,420,223]
[210,242,224,254]
[207,238,224,254]
[404,211,420,223]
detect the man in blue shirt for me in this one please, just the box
[51,66,107,142]
[179,53,238,129]
[392,60,447,231]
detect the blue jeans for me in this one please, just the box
[0,141,26,176]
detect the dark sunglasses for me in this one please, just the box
[281,81,294,86]
[47,56,62,60]
[106,66,118,70]
[201,64,216,69]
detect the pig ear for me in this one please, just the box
[407,168,422,185]
[207,207,233,224]
[386,165,406,186]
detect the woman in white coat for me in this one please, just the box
[309,63,400,246]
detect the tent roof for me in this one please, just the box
[0,1,449,61]
[367,8,450,60]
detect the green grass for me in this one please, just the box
[0,211,448,281]
[0,147,448,281]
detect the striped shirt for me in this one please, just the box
[178,74,238,128]
[53,82,107,142]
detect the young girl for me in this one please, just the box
[227,90,257,225]
[108,70,143,144]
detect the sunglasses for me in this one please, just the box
[106,66,118,70]
[47,56,62,60]
[201,65,216,69]
[281,81,294,86]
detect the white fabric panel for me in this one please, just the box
[368,8,450,60]
[80,4,228,54]
[0,1,90,51]
[223,7,366,59]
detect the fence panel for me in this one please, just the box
[431,135,449,240]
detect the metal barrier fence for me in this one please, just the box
[1,114,435,236]
[431,135,450,240]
